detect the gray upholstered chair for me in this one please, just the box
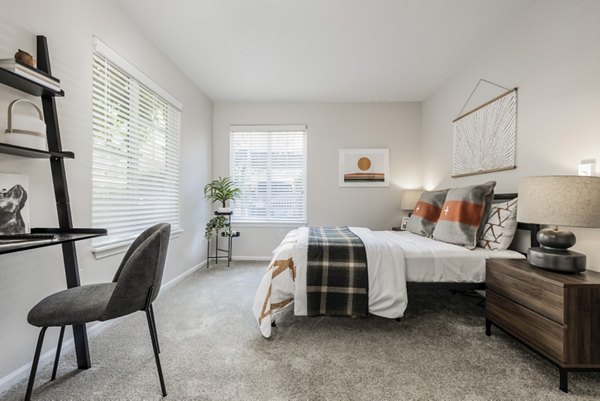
[24,223,171,401]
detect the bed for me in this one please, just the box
[406,193,539,290]
[253,193,539,338]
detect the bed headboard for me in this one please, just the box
[494,192,540,248]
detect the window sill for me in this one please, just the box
[231,221,306,228]
[91,228,183,260]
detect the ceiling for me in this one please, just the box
[114,0,532,102]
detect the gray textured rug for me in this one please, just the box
[2,261,599,401]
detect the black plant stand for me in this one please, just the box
[206,211,240,267]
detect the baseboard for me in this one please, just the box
[232,256,271,261]
[0,261,205,396]
[162,261,205,290]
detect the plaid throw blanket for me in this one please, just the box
[306,226,369,317]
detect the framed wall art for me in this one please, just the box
[452,86,517,178]
[0,173,30,235]
[339,148,389,187]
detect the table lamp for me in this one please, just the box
[517,175,600,273]
[400,189,424,216]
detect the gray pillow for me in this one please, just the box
[432,181,496,249]
[405,189,449,237]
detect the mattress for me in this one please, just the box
[387,230,525,283]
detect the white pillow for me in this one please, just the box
[478,198,518,251]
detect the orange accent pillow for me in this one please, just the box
[405,189,449,236]
[438,200,484,227]
[432,181,496,249]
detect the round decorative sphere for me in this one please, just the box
[537,228,576,249]
[357,157,371,171]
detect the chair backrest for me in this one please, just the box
[101,223,171,321]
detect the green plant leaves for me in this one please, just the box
[205,215,229,239]
[203,176,242,207]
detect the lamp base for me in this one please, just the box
[537,227,576,249]
[527,247,586,273]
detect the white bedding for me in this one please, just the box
[252,227,525,338]
[391,231,524,283]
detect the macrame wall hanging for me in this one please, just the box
[452,79,518,178]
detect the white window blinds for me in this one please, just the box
[92,39,182,251]
[230,125,307,224]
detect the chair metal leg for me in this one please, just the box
[51,326,65,381]
[146,309,167,396]
[148,305,160,354]
[25,327,48,401]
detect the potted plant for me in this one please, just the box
[203,176,241,213]
[204,215,227,240]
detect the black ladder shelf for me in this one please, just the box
[0,36,107,369]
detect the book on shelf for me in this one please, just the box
[0,59,60,82]
[0,59,61,91]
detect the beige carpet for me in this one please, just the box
[1,261,599,401]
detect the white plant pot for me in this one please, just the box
[217,206,231,213]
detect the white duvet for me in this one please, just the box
[253,227,408,338]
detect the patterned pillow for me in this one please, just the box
[478,198,518,250]
[432,181,496,249]
[405,189,449,237]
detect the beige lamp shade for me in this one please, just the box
[517,175,600,228]
[400,189,425,210]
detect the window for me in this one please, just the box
[91,38,182,254]
[230,125,307,224]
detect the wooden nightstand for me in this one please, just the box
[486,259,600,393]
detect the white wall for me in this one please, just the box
[0,0,212,386]
[213,102,422,257]
[421,0,600,269]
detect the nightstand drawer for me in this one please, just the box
[487,261,564,323]
[487,290,565,361]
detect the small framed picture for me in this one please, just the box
[339,148,389,187]
[400,216,410,231]
[0,173,30,235]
